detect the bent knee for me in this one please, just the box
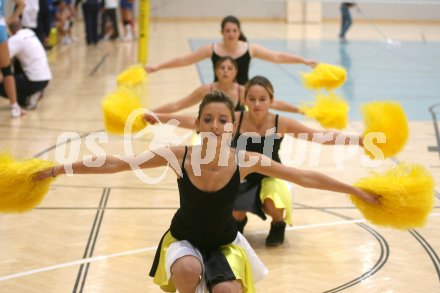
[262,198,276,211]
[171,256,202,281]
[212,280,242,293]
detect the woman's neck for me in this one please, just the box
[222,40,239,52]
[215,80,235,91]
[199,140,228,168]
[247,111,270,130]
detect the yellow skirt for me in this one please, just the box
[151,231,267,293]
[260,177,293,225]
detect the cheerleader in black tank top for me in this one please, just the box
[149,146,267,293]
[211,43,251,86]
[230,75,366,246]
[145,16,318,84]
[146,56,246,117]
[210,82,244,112]
[232,111,292,247]
[33,91,379,292]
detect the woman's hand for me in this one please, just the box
[306,59,318,68]
[143,112,159,124]
[34,167,56,181]
[145,65,159,73]
[356,189,381,204]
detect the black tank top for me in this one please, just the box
[211,43,251,86]
[231,111,284,182]
[209,83,244,112]
[170,146,240,249]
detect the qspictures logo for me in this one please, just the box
[54,109,386,184]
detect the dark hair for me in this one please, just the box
[244,76,274,100]
[198,91,236,123]
[214,56,238,71]
[53,0,64,6]
[221,15,247,42]
[214,56,238,82]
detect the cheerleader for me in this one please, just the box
[36,91,378,293]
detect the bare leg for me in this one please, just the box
[0,42,18,106]
[262,198,284,222]
[212,280,242,293]
[119,8,126,36]
[233,210,248,234]
[232,210,246,221]
[170,255,202,293]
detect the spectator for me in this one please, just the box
[119,0,133,41]
[339,2,357,43]
[75,0,101,45]
[0,20,52,110]
[54,0,73,45]
[0,0,26,118]
[100,0,119,41]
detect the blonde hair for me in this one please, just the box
[244,76,274,100]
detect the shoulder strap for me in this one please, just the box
[236,110,245,133]
[181,146,188,170]
[275,114,279,132]
[235,84,241,108]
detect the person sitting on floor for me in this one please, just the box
[0,20,52,109]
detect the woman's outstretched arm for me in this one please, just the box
[143,112,196,130]
[151,85,209,113]
[145,44,212,73]
[281,116,363,146]
[35,147,181,180]
[270,100,304,114]
[251,43,318,67]
[240,151,379,204]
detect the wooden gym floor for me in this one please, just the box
[0,19,439,292]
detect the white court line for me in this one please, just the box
[0,247,157,282]
[1,213,439,282]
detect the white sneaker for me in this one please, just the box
[122,25,133,41]
[11,104,26,118]
[61,36,72,46]
[101,34,111,42]
[26,91,43,110]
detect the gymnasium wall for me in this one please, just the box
[149,0,440,22]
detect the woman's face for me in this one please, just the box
[221,22,240,42]
[215,60,237,83]
[197,102,235,140]
[245,85,272,117]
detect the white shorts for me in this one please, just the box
[165,233,268,293]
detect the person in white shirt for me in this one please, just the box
[0,20,52,109]
[21,0,39,31]
[101,0,119,41]
[0,0,26,118]
[21,0,51,48]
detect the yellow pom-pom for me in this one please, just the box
[300,93,349,129]
[117,65,147,87]
[350,163,435,229]
[301,63,347,91]
[0,154,56,213]
[102,87,147,134]
[362,101,408,159]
